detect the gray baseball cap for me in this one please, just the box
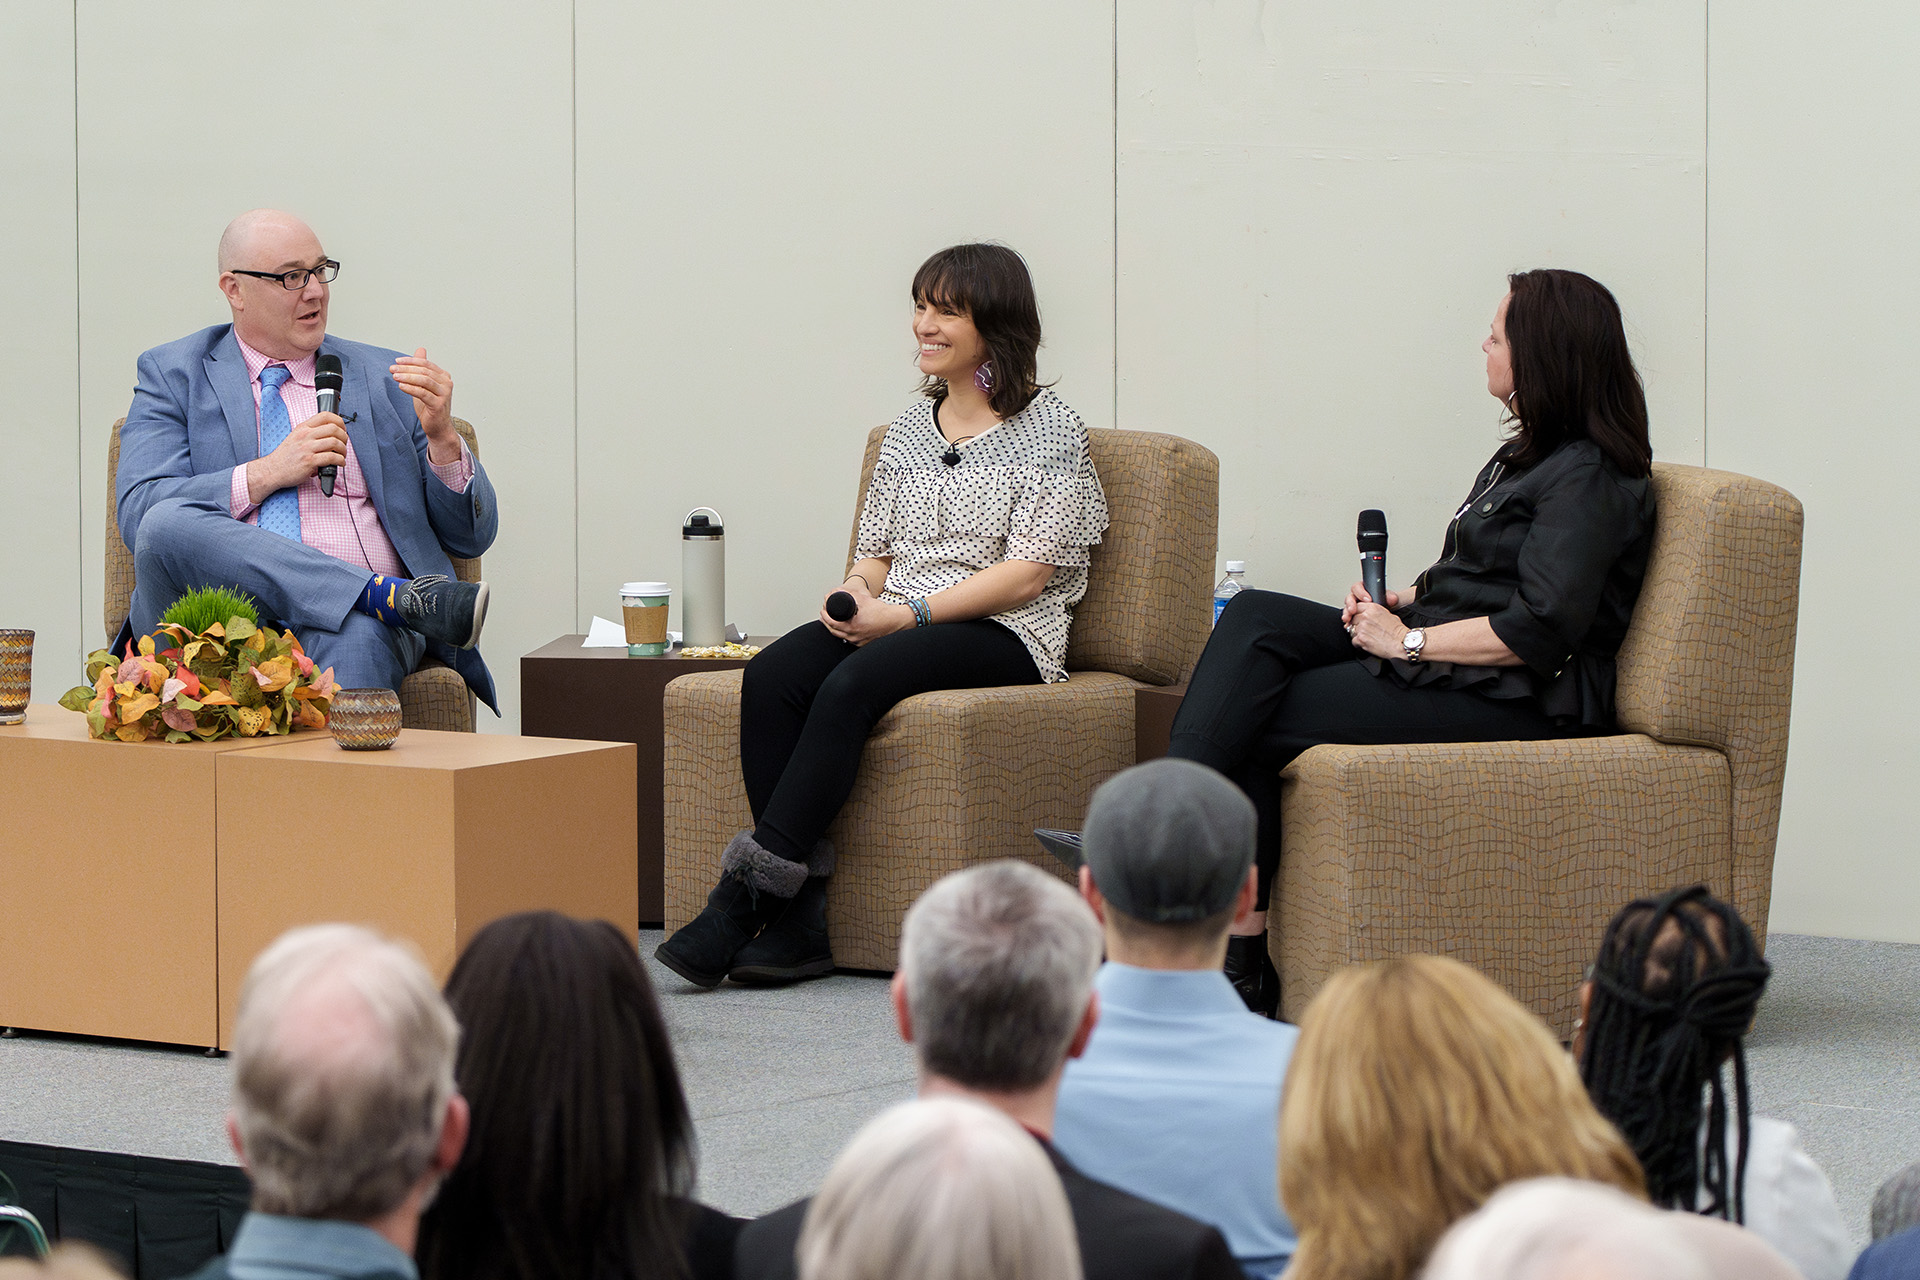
[1082,759,1256,923]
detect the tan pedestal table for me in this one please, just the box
[0,706,294,1046]
[215,729,636,1047]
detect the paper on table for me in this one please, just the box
[582,617,628,647]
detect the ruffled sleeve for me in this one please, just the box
[1007,437,1108,566]
[854,458,897,559]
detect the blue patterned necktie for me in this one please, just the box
[257,364,301,542]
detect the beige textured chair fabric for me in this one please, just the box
[665,667,1138,969]
[104,416,482,733]
[1269,463,1803,1035]
[668,424,1222,967]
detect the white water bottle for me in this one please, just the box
[1212,561,1247,627]
[681,507,726,648]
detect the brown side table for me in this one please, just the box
[1135,682,1189,762]
[521,635,772,925]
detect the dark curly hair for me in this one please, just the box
[1577,885,1771,1222]
[912,242,1047,419]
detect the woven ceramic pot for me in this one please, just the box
[329,687,402,750]
[0,630,33,726]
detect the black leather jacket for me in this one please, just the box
[1394,438,1655,727]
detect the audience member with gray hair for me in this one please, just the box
[1423,1178,1801,1280]
[1850,1162,1920,1280]
[795,1098,1081,1280]
[1054,758,1301,1279]
[735,860,1240,1280]
[178,924,468,1280]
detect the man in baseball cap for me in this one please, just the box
[1051,759,1301,1280]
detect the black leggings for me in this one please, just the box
[1167,590,1582,910]
[740,619,1042,864]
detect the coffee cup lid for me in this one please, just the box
[621,582,672,596]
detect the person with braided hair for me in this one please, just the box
[1576,884,1853,1280]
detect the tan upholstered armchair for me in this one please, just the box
[105,417,482,732]
[663,426,1220,969]
[1271,464,1803,1034]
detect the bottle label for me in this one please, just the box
[1213,595,1228,627]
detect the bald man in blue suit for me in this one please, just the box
[114,210,498,711]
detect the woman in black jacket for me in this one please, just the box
[1170,269,1656,1015]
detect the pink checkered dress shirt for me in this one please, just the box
[227,335,473,578]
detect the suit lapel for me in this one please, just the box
[335,341,388,517]
[206,330,258,463]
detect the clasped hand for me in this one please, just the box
[254,412,348,497]
[819,576,913,646]
[1341,581,1409,660]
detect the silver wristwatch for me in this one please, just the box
[1402,628,1427,663]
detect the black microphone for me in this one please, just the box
[825,591,857,622]
[1357,509,1388,605]
[314,354,344,497]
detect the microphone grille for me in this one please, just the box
[314,353,344,390]
[1357,508,1387,539]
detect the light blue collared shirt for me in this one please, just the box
[225,1212,419,1280]
[1053,963,1300,1280]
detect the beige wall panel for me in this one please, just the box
[0,9,82,705]
[1117,2,1705,608]
[1708,5,1920,942]
[574,2,1114,641]
[74,1,574,734]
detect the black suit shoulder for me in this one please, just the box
[1054,1156,1243,1280]
[730,1166,1240,1280]
[733,1197,807,1280]
[682,1199,746,1280]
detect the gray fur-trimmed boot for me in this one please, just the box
[654,831,812,989]
[728,840,836,985]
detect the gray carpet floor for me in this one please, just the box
[0,933,1911,1246]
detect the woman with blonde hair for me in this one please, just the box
[1278,955,1644,1280]
[796,1097,1081,1280]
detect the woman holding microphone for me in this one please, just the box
[1167,269,1658,1016]
[657,243,1108,990]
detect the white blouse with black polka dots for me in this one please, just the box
[855,388,1109,683]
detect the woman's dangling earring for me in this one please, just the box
[973,361,996,394]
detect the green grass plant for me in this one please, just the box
[160,585,261,635]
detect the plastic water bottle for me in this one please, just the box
[1212,561,1247,628]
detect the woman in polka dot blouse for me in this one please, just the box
[657,243,1109,991]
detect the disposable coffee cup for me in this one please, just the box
[621,582,672,656]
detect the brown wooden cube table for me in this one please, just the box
[214,728,636,1046]
[521,635,772,925]
[0,706,307,1046]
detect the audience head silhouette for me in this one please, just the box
[416,910,697,1280]
[1578,884,1772,1223]
[1078,758,1257,968]
[228,924,466,1235]
[796,1098,1082,1280]
[1279,954,1643,1280]
[896,859,1102,1095]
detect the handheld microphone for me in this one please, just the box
[825,591,858,622]
[314,354,344,497]
[1357,509,1388,605]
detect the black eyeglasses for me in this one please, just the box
[231,260,340,290]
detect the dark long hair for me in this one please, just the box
[1501,269,1652,478]
[416,912,697,1280]
[913,242,1046,419]
[1578,885,1771,1222]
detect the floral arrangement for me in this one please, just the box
[58,587,335,742]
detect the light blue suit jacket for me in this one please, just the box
[115,324,500,710]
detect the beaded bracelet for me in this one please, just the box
[909,597,933,628]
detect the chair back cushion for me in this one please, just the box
[846,423,1218,686]
[105,417,482,642]
[1613,462,1803,938]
